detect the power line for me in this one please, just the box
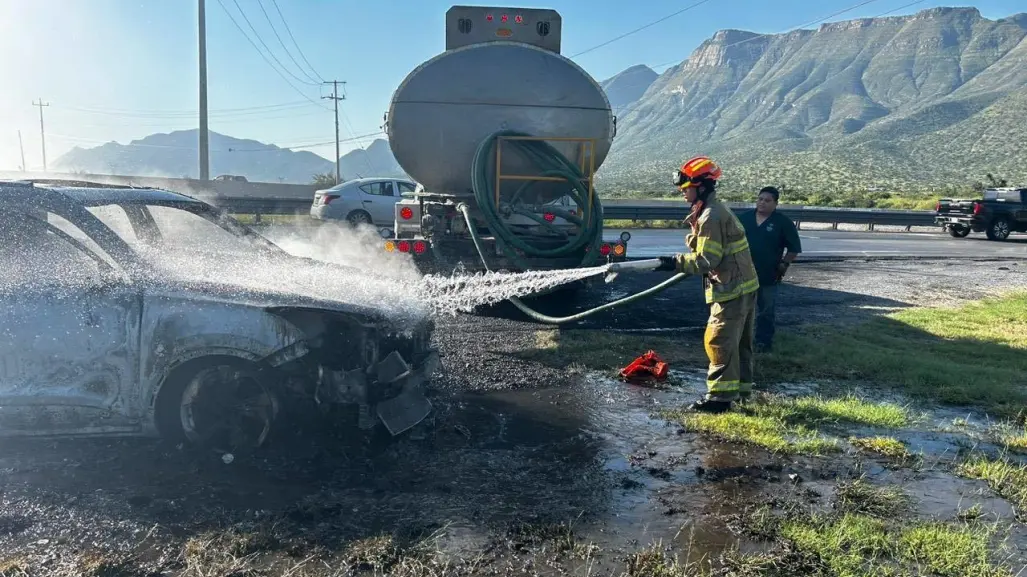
[569,0,715,59]
[214,0,329,110]
[228,0,319,86]
[270,0,324,83]
[229,132,384,152]
[339,103,378,176]
[255,0,321,84]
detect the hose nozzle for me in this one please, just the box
[603,258,665,283]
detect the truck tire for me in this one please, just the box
[155,356,279,455]
[985,218,1011,241]
[948,225,970,238]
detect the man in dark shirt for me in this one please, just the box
[739,186,802,352]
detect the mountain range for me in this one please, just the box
[54,130,406,184]
[599,7,1027,195]
[600,64,658,112]
[54,6,1027,194]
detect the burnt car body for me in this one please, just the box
[0,180,439,452]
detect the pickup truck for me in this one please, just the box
[935,188,1027,241]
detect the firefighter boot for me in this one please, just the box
[686,394,735,414]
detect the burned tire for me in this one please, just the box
[347,210,374,227]
[155,356,279,454]
[985,218,1011,241]
[948,225,970,238]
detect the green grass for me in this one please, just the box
[621,542,694,577]
[753,394,909,429]
[835,479,909,517]
[667,395,907,455]
[675,410,841,454]
[605,219,687,230]
[899,523,1006,577]
[850,436,911,459]
[957,457,1027,514]
[999,427,1027,453]
[780,514,1009,577]
[759,293,1027,418]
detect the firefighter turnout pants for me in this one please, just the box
[703,292,757,400]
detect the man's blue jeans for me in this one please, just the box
[755,283,778,351]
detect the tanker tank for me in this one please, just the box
[386,40,614,205]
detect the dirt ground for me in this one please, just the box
[0,258,1025,576]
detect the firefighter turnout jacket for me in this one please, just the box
[673,192,760,304]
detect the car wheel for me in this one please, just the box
[155,356,279,454]
[985,218,1011,241]
[347,210,374,227]
[949,225,970,238]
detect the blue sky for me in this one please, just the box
[1,0,1023,171]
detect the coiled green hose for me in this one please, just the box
[462,130,690,324]
[470,129,604,270]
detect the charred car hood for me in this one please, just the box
[139,255,431,330]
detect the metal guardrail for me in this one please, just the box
[3,172,935,229]
[203,195,938,229]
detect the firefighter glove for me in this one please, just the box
[656,256,676,272]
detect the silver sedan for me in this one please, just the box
[309,177,418,226]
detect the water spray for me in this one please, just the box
[456,204,689,324]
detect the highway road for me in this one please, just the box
[616,229,1027,259]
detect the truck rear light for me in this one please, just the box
[397,240,411,253]
[613,243,625,256]
[543,212,555,222]
[383,240,396,252]
[599,243,611,256]
[413,240,427,254]
[323,194,339,205]
[973,202,982,215]
[400,207,414,220]
[935,201,941,212]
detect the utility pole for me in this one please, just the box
[322,80,345,184]
[32,99,49,172]
[198,0,210,180]
[17,130,26,171]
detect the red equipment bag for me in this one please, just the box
[619,350,669,384]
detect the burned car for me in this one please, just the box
[0,180,440,453]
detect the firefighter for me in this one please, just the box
[655,156,760,413]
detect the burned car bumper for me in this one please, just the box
[369,348,441,435]
[315,343,442,436]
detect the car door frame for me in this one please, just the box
[359,179,399,225]
[0,208,145,437]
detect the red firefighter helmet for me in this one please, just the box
[673,156,722,189]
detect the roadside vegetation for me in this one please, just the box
[524,292,1027,420]
[760,292,1027,418]
[666,394,910,456]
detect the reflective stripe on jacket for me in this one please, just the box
[673,192,760,304]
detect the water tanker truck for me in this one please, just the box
[380,5,631,276]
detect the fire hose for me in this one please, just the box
[457,203,689,324]
[470,129,605,270]
[459,130,690,324]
